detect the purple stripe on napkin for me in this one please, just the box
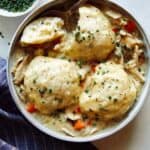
[0,139,17,150]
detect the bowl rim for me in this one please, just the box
[0,0,39,17]
[7,0,150,142]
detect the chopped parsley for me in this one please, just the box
[48,89,53,94]
[41,101,45,104]
[96,71,100,75]
[138,68,141,72]
[60,56,67,60]
[115,86,118,89]
[116,42,120,47]
[39,87,47,95]
[101,70,109,75]
[77,25,80,30]
[112,40,115,44]
[101,82,105,85]
[78,74,82,81]
[75,31,82,43]
[93,81,97,85]
[108,96,112,100]
[74,26,95,43]
[76,60,85,68]
[85,89,89,93]
[92,122,97,127]
[19,88,23,93]
[33,79,36,84]
[0,0,35,12]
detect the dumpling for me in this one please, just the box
[55,5,115,61]
[20,17,65,45]
[24,56,81,114]
[79,62,137,120]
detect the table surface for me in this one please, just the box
[0,0,150,150]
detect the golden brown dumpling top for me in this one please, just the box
[55,5,115,61]
[24,56,82,114]
[79,62,137,120]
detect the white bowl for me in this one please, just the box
[0,0,39,17]
[7,0,150,142]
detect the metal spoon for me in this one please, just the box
[41,0,88,31]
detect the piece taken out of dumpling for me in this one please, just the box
[55,5,115,61]
[79,62,137,120]
[24,56,82,114]
[20,17,65,46]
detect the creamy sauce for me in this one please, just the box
[12,4,147,137]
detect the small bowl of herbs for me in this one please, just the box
[0,0,39,17]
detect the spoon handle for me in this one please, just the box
[70,0,88,11]
[40,10,66,18]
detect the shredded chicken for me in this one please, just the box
[16,85,27,102]
[12,55,30,85]
[125,45,145,82]
[65,112,81,121]
[105,10,122,19]
[122,36,143,49]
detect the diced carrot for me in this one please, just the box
[26,103,36,113]
[74,120,86,130]
[124,20,136,33]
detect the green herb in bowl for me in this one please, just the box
[0,0,35,12]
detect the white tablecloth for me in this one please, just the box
[0,1,149,150]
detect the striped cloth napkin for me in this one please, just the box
[0,57,97,150]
